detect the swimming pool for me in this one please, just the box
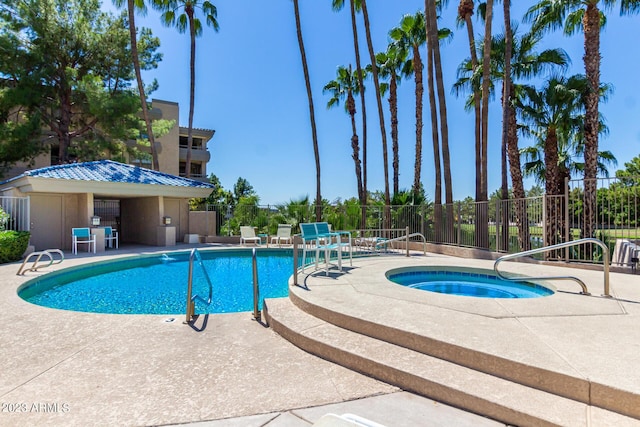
[18,249,295,314]
[387,267,554,298]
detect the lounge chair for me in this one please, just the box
[240,226,261,246]
[104,226,119,249]
[270,224,292,247]
[72,227,96,254]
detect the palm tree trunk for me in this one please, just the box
[500,0,512,252]
[412,45,424,197]
[582,3,601,243]
[424,1,442,241]
[349,0,367,227]
[293,0,322,221]
[390,75,400,196]
[459,1,481,210]
[360,0,391,228]
[127,0,159,171]
[506,89,529,251]
[185,8,196,178]
[478,0,493,249]
[427,0,454,240]
[348,92,364,205]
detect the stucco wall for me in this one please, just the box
[164,198,189,242]
[153,99,180,176]
[188,211,217,237]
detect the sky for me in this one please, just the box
[102,1,640,205]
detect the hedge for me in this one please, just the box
[0,231,30,264]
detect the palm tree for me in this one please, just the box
[457,0,481,206]
[425,0,454,239]
[332,0,368,208]
[519,74,614,247]
[455,28,569,250]
[478,0,493,248]
[292,0,322,220]
[375,44,407,196]
[323,65,365,206]
[154,0,219,178]
[359,0,391,226]
[525,0,640,240]
[113,0,160,171]
[390,11,426,198]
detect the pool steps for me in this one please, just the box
[264,294,639,427]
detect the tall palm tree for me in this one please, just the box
[457,0,481,206]
[332,0,368,208]
[292,0,322,220]
[499,0,513,252]
[154,0,218,178]
[113,0,160,171]
[525,0,640,240]
[478,0,493,248]
[390,11,426,198]
[425,0,454,237]
[323,65,365,206]
[375,44,407,196]
[360,0,391,226]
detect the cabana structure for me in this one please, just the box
[0,160,214,251]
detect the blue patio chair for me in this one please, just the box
[72,227,96,254]
[104,226,119,249]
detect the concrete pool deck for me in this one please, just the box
[0,244,503,427]
[1,244,639,426]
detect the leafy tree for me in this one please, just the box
[0,0,161,166]
[615,155,640,187]
[153,0,219,177]
[233,177,255,203]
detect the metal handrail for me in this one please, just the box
[252,248,260,321]
[16,249,64,275]
[494,237,611,297]
[185,248,214,323]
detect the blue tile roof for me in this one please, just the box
[3,160,214,188]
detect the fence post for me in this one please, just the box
[293,238,299,286]
[542,195,547,247]
[457,202,462,245]
[495,199,501,252]
[406,226,410,257]
[564,177,570,261]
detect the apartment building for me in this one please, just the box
[4,99,215,182]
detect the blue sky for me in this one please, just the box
[104,1,640,205]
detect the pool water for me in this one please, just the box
[388,268,554,299]
[19,249,295,314]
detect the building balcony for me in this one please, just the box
[179,147,210,163]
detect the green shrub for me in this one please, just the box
[0,231,30,263]
[0,207,9,231]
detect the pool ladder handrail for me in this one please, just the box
[185,248,214,323]
[252,247,261,322]
[16,249,64,276]
[493,237,610,297]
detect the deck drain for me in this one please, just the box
[164,317,176,323]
